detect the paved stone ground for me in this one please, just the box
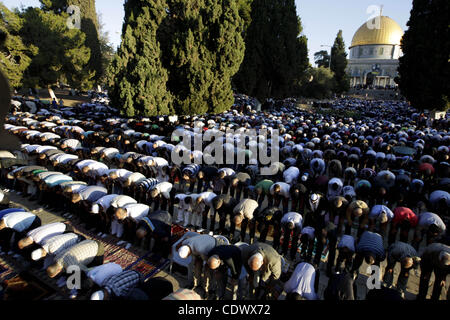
[2,190,448,300]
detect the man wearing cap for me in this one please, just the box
[177,234,225,294]
[232,198,259,243]
[303,193,328,266]
[241,242,282,299]
[206,245,242,300]
[417,243,450,300]
[382,241,420,295]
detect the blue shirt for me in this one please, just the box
[356,231,385,260]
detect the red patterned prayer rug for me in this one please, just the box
[171,224,189,244]
[0,260,17,283]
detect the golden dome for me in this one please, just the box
[350,16,404,48]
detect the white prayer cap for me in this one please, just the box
[91,290,105,300]
[178,245,190,259]
[91,204,99,214]
[31,248,44,261]
[249,253,264,264]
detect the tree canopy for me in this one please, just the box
[398,0,450,111]
[330,30,349,94]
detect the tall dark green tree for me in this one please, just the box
[159,0,245,114]
[314,50,330,68]
[109,0,245,116]
[0,4,37,89]
[398,0,450,111]
[20,7,91,89]
[108,0,173,117]
[330,30,349,94]
[234,0,309,101]
[40,0,103,86]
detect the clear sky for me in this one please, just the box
[3,0,413,65]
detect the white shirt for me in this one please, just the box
[54,154,78,164]
[152,157,169,167]
[27,222,67,245]
[126,172,146,185]
[270,182,291,198]
[88,263,123,286]
[283,167,300,185]
[2,212,36,232]
[418,212,446,231]
[123,203,150,221]
[198,192,217,207]
[91,194,120,213]
[110,195,137,209]
[281,212,303,229]
[283,262,318,300]
[153,182,173,199]
[218,168,235,176]
[35,145,57,154]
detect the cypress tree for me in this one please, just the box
[159,0,245,115]
[108,0,173,117]
[398,0,450,111]
[41,0,103,85]
[234,0,309,101]
[330,30,349,94]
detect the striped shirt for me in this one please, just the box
[137,178,159,191]
[54,240,99,272]
[182,164,201,176]
[356,231,385,260]
[103,270,142,298]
